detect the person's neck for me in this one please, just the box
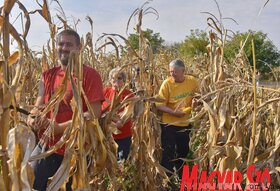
[60,63,79,72]
[58,60,67,71]
[112,87,120,91]
[61,64,67,71]
[175,76,185,83]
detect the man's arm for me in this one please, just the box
[82,68,104,120]
[34,78,45,107]
[156,81,185,118]
[90,101,102,119]
[51,101,102,136]
[27,77,71,135]
[83,101,102,120]
[156,105,185,118]
[29,68,104,136]
[27,77,47,127]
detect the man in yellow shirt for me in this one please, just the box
[156,59,199,177]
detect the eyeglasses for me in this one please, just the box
[111,77,123,81]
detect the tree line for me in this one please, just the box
[127,28,280,79]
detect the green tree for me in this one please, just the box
[127,28,165,53]
[224,30,280,74]
[179,29,208,57]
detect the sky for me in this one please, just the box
[4,0,280,51]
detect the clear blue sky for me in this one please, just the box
[5,0,280,51]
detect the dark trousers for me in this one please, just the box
[160,124,191,177]
[33,152,72,191]
[115,136,132,160]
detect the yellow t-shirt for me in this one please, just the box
[157,75,199,126]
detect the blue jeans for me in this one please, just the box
[33,151,72,191]
[115,136,132,160]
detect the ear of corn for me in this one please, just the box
[182,107,192,113]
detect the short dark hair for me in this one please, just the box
[57,29,80,45]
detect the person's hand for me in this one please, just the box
[29,116,49,132]
[27,107,40,127]
[172,109,186,118]
[191,96,201,111]
[27,107,49,132]
[83,112,92,121]
[115,120,123,128]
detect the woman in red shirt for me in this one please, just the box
[102,68,134,160]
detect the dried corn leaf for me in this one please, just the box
[218,145,242,172]
[0,16,23,49]
[16,1,30,39]
[41,47,49,72]
[42,0,51,23]
[2,85,16,108]
[202,100,218,145]
[7,125,36,191]
[3,0,16,14]
[8,51,20,66]
[46,149,74,191]
[0,175,5,191]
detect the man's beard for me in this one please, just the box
[59,53,69,66]
[60,58,68,66]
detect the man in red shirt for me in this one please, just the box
[27,29,104,191]
[102,68,134,160]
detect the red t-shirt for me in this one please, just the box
[102,87,134,140]
[41,65,104,154]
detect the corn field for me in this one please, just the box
[0,0,279,190]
